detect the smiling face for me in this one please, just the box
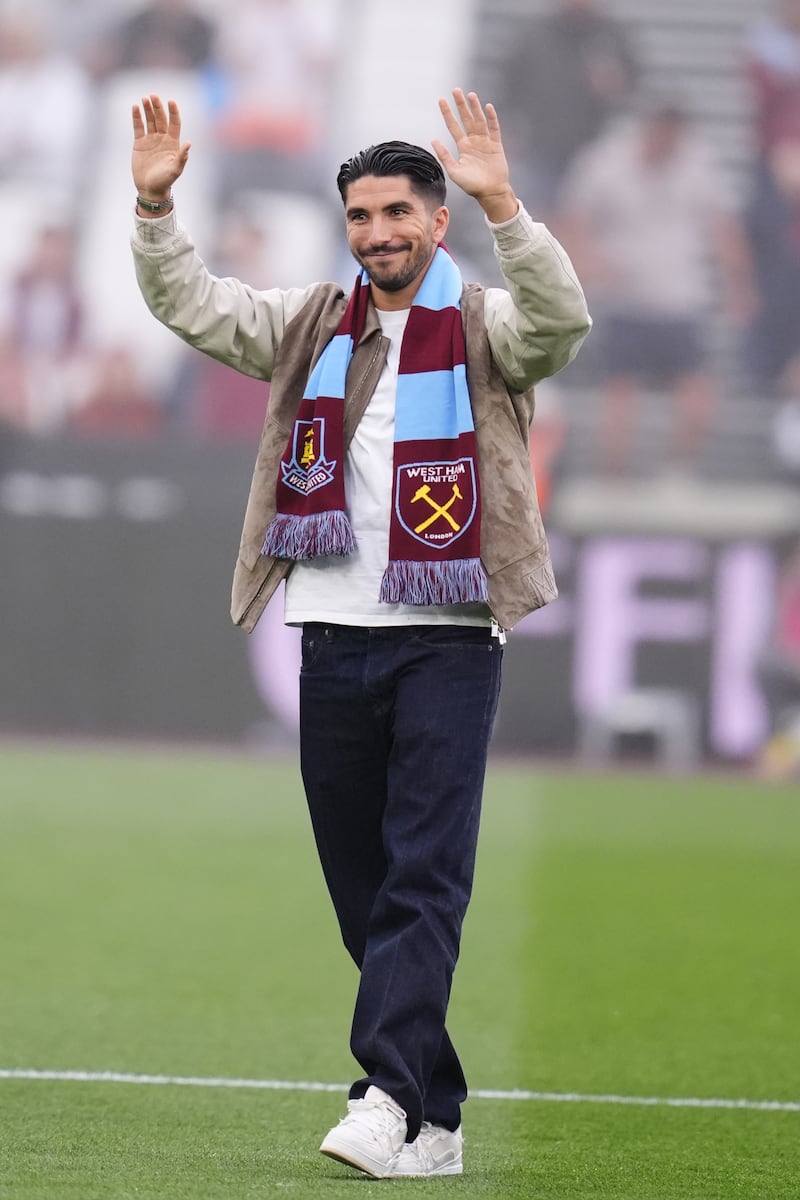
[343,174,449,310]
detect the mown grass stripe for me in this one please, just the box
[1,1068,798,1113]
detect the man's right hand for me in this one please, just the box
[131,94,191,203]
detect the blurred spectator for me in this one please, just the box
[757,539,800,777]
[168,208,273,439]
[35,0,130,78]
[0,222,86,432]
[71,345,165,438]
[212,0,336,199]
[558,101,755,475]
[0,330,32,431]
[92,0,217,78]
[746,0,800,156]
[8,225,83,360]
[770,388,800,475]
[743,1,800,393]
[489,0,639,215]
[528,381,567,518]
[172,352,271,441]
[0,9,93,207]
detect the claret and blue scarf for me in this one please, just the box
[262,245,488,607]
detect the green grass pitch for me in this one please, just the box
[1,742,798,1199]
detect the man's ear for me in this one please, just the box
[432,205,450,244]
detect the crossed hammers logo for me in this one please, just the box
[411,483,463,534]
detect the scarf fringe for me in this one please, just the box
[379,558,488,607]
[262,510,355,560]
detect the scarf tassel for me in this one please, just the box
[380,558,488,607]
[262,510,355,560]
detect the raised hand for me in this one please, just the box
[131,95,191,201]
[432,89,518,223]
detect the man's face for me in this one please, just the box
[640,115,684,164]
[343,174,448,308]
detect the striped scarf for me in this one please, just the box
[262,246,487,607]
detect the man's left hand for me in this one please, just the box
[433,89,519,224]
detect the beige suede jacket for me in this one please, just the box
[131,206,591,631]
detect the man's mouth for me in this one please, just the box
[366,245,410,258]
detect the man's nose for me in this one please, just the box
[369,215,393,243]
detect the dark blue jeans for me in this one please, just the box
[299,623,503,1140]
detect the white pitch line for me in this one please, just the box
[1,1069,798,1113]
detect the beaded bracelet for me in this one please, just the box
[136,193,174,214]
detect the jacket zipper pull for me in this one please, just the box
[491,620,507,646]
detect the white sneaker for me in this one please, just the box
[319,1085,407,1178]
[391,1121,464,1177]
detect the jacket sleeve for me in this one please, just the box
[483,205,592,392]
[130,210,317,381]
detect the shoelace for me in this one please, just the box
[412,1122,448,1171]
[341,1096,403,1143]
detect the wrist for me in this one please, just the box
[477,188,519,224]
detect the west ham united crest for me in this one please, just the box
[395,459,478,548]
[281,417,337,495]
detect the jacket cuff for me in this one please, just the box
[132,208,181,250]
[487,204,549,258]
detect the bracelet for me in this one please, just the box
[136,193,173,214]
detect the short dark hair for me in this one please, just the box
[336,141,446,207]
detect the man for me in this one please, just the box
[744,0,800,392]
[558,99,754,474]
[490,0,639,214]
[131,89,590,1179]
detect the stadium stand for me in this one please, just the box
[471,0,785,485]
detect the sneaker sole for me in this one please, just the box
[391,1161,463,1178]
[319,1137,396,1179]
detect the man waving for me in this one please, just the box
[131,88,590,1179]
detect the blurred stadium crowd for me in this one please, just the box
[0,0,340,441]
[0,0,795,484]
[0,0,799,468]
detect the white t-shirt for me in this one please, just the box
[283,307,491,627]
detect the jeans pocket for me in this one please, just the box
[409,625,495,651]
[301,624,332,671]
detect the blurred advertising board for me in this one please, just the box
[1,434,796,761]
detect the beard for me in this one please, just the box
[355,241,435,293]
